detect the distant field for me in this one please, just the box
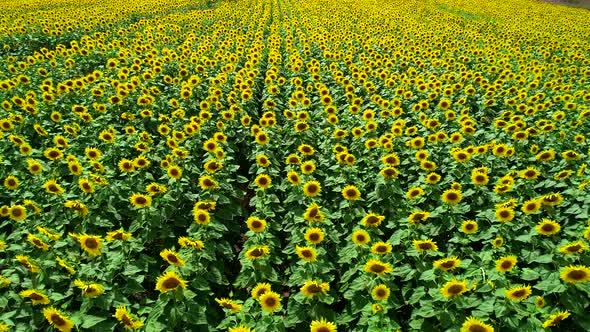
[0,0,589,331]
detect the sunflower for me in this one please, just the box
[0,205,9,217]
[285,154,301,165]
[178,237,204,250]
[204,160,223,173]
[286,171,301,186]
[245,246,270,260]
[251,282,272,299]
[460,317,494,332]
[129,193,152,208]
[540,310,570,329]
[194,201,216,211]
[74,280,104,297]
[42,179,64,195]
[155,270,187,293]
[64,200,89,216]
[356,214,384,229]
[433,257,461,272]
[492,237,504,248]
[536,149,555,162]
[310,318,337,332]
[228,326,254,332]
[134,156,150,169]
[495,207,515,222]
[259,291,281,312]
[495,256,517,273]
[532,219,558,235]
[379,167,399,180]
[407,211,430,224]
[304,228,325,244]
[371,242,392,255]
[9,205,27,222]
[371,284,390,301]
[3,176,19,190]
[19,289,50,305]
[406,187,424,200]
[442,189,462,204]
[85,147,102,160]
[105,229,132,241]
[243,217,266,233]
[296,245,317,262]
[255,131,269,145]
[425,172,441,184]
[303,203,325,222]
[441,279,469,299]
[413,239,438,252]
[298,144,315,156]
[505,285,532,301]
[256,154,271,167]
[452,150,471,163]
[44,147,63,161]
[461,220,478,234]
[471,172,489,186]
[300,280,330,297]
[540,193,563,206]
[43,307,74,332]
[118,159,135,173]
[254,174,272,189]
[301,160,316,175]
[520,167,540,180]
[303,181,322,197]
[78,178,95,193]
[352,230,371,246]
[160,249,185,267]
[27,159,43,175]
[381,153,400,166]
[167,165,182,179]
[215,298,242,313]
[77,234,103,256]
[0,276,11,289]
[364,259,393,276]
[342,185,361,201]
[113,306,144,330]
[27,234,50,251]
[559,241,588,255]
[55,257,75,274]
[372,303,384,314]
[198,176,219,190]
[535,296,545,308]
[521,199,542,215]
[193,208,211,225]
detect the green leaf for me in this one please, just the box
[81,315,107,329]
[530,254,553,264]
[419,269,436,281]
[521,268,540,281]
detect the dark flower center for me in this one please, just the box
[85,238,98,249]
[567,270,586,280]
[51,314,66,326]
[370,264,386,273]
[448,284,464,294]
[163,278,180,289]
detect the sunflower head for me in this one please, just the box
[364,259,393,275]
[371,284,390,301]
[259,291,281,312]
[441,279,469,299]
[155,271,187,293]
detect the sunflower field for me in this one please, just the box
[1,0,590,331]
